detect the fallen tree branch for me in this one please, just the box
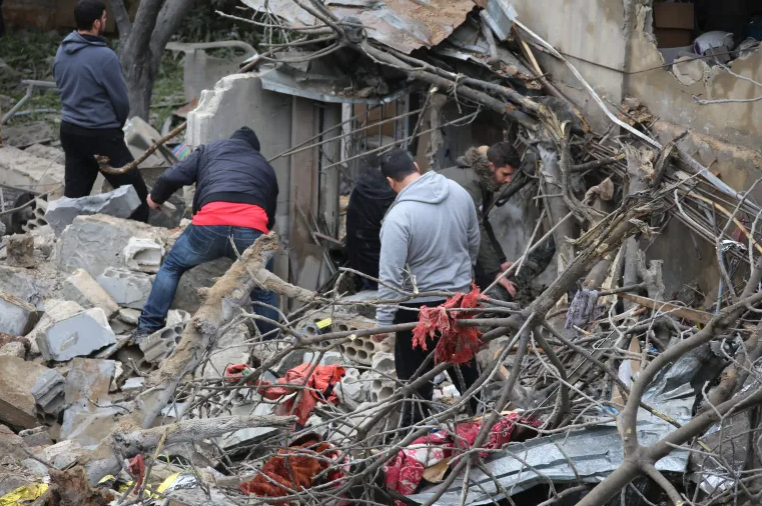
[95,121,187,175]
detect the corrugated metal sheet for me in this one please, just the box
[240,0,477,54]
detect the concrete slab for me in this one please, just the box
[31,368,65,416]
[45,185,142,237]
[55,214,170,278]
[60,358,116,445]
[97,267,153,309]
[0,356,51,429]
[0,291,38,336]
[0,145,64,197]
[38,308,117,362]
[62,269,119,317]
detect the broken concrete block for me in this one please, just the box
[0,341,26,359]
[166,309,191,327]
[61,358,117,445]
[96,267,153,309]
[140,325,184,364]
[198,322,249,380]
[55,214,169,278]
[0,292,38,336]
[122,376,145,393]
[27,299,84,356]
[116,308,141,325]
[62,269,119,317]
[64,358,115,407]
[0,145,64,197]
[173,258,232,312]
[43,440,83,469]
[19,426,53,448]
[122,237,164,273]
[31,368,65,416]
[6,234,34,268]
[45,185,142,237]
[21,458,49,477]
[62,405,122,448]
[0,265,52,308]
[0,356,52,428]
[38,307,116,362]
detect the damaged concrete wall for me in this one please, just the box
[509,0,628,131]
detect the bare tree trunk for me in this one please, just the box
[105,0,198,121]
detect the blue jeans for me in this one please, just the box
[138,224,280,338]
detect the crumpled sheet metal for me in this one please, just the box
[408,399,694,505]
[240,0,476,54]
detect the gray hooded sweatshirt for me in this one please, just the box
[53,32,130,129]
[376,171,480,327]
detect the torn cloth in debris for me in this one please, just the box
[385,414,539,504]
[413,285,483,364]
[252,364,345,425]
[239,437,345,504]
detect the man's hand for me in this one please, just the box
[496,275,517,298]
[372,332,389,343]
[147,195,160,210]
[500,261,513,271]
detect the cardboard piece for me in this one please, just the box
[655,28,693,48]
[654,2,695,30]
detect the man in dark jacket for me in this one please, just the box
[345,168,396,289]
[53,0,149,222]
[441,142,518,297]
[133,126,280,343]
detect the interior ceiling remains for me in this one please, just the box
[240,0,477,54]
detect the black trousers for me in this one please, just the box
[393,300,481,426]
[59,122,150,222]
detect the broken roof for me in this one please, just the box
[240,0,477,54]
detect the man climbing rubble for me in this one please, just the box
[441,142,519,298]
[132,126,280,343]
[53,0,150,222]
[375,148,481,428]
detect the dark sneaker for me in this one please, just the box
[131,327,152,346]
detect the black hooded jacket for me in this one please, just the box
[151,127,279,229]
[346,168,396,280]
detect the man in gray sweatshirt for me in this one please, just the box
[53,0,149,222]
[376,148,480,428]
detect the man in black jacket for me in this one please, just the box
[345,168,396,289]
[133,126,280,343]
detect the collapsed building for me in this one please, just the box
[2,0,762,505]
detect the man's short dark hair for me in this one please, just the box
[74,0,106,31]
[380,148,416,182]
[487,142,520,169]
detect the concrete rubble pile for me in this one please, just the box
[4,4,762,506]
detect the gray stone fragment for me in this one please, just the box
[96,267,153,309]
[61,358,116,446]
[173,258,232,312]
[45,185,141,237]
[21,459,49,477]
[62,268,119,317]
[0,356,51,429]
[19,426,53,448]
[38,308,116,362]
[31,368,65,416]
[0,341,26,359]
[55,214,169,278]
[140,325,184,364]
[166,309,191,327]
[199,323,249,380]
[43,440,83,469]
[122,376,145,392]
[116,308,141,325]
[0,292,38,335]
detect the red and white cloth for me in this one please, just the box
[384,414,539,504]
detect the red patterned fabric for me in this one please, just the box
[384,414,540,505]
[412,285,484,364]
[256,364,346,425]
[239,438,346,505]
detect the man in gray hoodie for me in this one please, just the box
[376,148,481,427]
[53,0,149,222]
